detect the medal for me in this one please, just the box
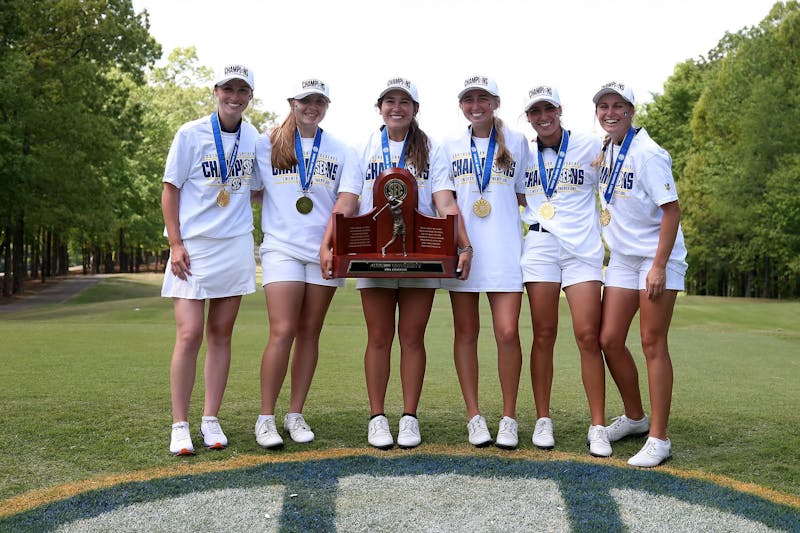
[536,129,568,223]
[216,189,230,208]
[470,128,497,219]
[210,112,241,207]
[295,128,323,208]
[538,202,555,220]
[473,197,491,218]
[599,208,611,226]
[296,196,314,214]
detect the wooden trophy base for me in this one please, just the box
[331,168,458,278]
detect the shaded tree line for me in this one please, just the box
[0,1,273,298]
[639,1,800,298]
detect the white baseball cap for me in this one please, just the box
[458,75,500,100]
[289,78,331,102]
[214,63,254,90]
[592,81,634,105]
[524,85,561,111]
[379,77,419,103]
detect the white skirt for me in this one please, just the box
[161,233,257,299]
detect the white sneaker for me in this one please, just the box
[532,417,555,449]
[255,416,284,449]
[606,414,650,442]
[200,416,228,449]
[170,421,195,456]
[628,437,672,467]
[397,415,421,448]
[495,416,519,450]
[368,415,394,449]
[467,414,493,447]
[587,425,613,457]
[284,413,315,443]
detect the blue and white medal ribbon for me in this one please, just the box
[469,127,496,217]
[537,129,569,220]
[210,112,241,207]
[381,127,408,170]
[600,127,636,225]
[294,127,323,214]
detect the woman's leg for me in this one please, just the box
[203,295,242,416]
[170,298,206,422]
[564,281,605,426]
[486,291,523,419]
[525,282,560,420]
[260,282,305,415]
[361,288,398,416]
[449,291,481,418]
[638,289,678,440]
[599,287,645,420]
[396,288,436,415]
[288,283,337,413]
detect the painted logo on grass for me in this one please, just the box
[3,455,798,531]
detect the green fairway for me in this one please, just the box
[1,273,798,503]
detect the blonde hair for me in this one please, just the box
[591,135,612,168]
[270,105,299,170]
[491,116,514,171]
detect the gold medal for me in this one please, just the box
[539,201,555,220]
[473,197,491,218]
[599,208,611,226]
[296,196,314,214]
[216,189,230,208]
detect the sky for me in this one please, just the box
[131,0,779,146]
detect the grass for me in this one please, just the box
[0,273,798,503]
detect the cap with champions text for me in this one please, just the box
[214,64,254,90]
[289,78,331,102]
[458,75,500,100]
[592,81,634,105]
[379,77,419,103]
[524,85,561,111]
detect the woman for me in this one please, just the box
[520,85,609,456]
[162,64,259,455]
[592,81,688,467]
[320,77,472,450]
[253,79,359,449]
[441,75,528,449]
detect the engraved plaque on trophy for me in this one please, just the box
[332,168,459,277]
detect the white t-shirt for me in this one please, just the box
[353,128,453,217]
[598,128,688,268]
[441,126,529,292]
[521,130,604,265]
[163,114,258,240]
[255,130,359,263]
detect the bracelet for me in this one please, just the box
[457,245,474,255]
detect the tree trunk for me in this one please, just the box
[2,216,11,298]
[12,212,24,294]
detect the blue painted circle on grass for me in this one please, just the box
[3,455,798,531]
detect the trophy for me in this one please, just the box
[332,168,459,277]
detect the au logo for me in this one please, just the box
[2,455,797,530]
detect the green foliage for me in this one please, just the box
[640,1,800,297]
[0,4,277,287]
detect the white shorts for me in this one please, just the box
[521,229,602,288]
[604,252,686,291]
[356,277,441,290]
[260,248,344,288]
[161,233,256,299]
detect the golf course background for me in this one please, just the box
[1,273,798,519]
